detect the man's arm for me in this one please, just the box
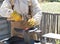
[0,0,13,17]
[31,0,42,25]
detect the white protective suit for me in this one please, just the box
[0,0,42,25]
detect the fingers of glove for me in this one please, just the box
[10,11,22,21]
[28,18,35,26]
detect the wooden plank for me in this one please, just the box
[42,33,60,39]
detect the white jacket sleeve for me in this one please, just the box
[31,0,42,25]
[0,0,13,17]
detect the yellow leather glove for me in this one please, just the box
[27,18,36,27]
[10,11,22,21]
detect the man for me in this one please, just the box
[0,0,42,41]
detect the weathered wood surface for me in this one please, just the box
[40,12,60,34]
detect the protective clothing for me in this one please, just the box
[28,18,36,27]
[0,0,42,39]
[10,11,22,21]
[0,0,42,26]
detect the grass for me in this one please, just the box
[40,2,60,14]
[56,40,60,44]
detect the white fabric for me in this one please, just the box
[0,8,13,17]
[0,0,42,25]
[1,0,11,9]
[0,0,13,17]
[14,0,28,15]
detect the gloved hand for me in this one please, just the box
[10,11,22,21]
[27,18,36,27]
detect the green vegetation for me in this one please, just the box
[40,2,60,13]
[56,40,60,44]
